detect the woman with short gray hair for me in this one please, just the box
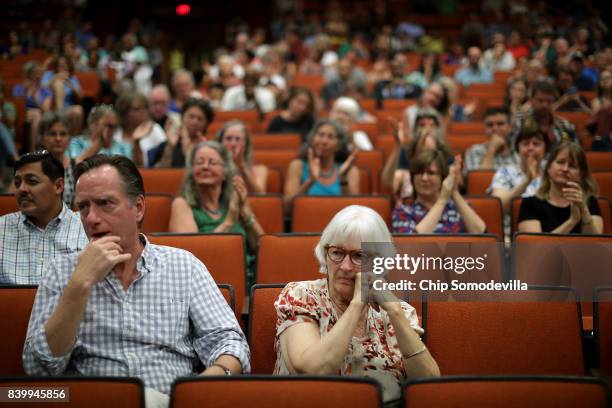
[275,205,439,405]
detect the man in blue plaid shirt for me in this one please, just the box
[24,155,249,407]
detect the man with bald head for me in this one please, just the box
[454,46,493,87]
[150,84,180,135]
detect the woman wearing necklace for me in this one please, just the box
[274,205,440,406]
[518,141,603,234]
[284,120,360,211]
[169,141,264,282]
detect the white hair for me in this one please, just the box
[315,205,394,274]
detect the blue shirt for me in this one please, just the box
[0,204,88,285]
[454,66,493,87]
[300,161,341,196]
[23,235,251,395]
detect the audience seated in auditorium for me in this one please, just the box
[483,33,516,72]
[374,54,421,101]
[518,141,603,234]
[328,97,373,151]
[169,68,203,113]
[490,126,550,212]
[464,107,519,175]
[403,82,449,133]
[511,80,577,148]
[591,68,611,113]
[392,151,485,234]
[149,84,180,135]
[169,141,263,243]
[275,205,439,405]
[284,119,360,208]
[220,68,276,113]
[156,97,213,168]
[504,78,528,123]
[216,120,268,193]
[322,57,367,105]
[552,67,593,114]
[23,154,249,407]
[405,53,443,90]
[266,86,315,141]
[0,151,86,284]
[40,54,84,135]
[453,47,493,87]
[115,91,167,168]
[68,104,131,163]
[37,112,77,206]
[11,61,52,152]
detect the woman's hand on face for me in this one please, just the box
[351,272,368,308]
[339,150,357,178]
[389,118,409,145]
[133,121,152,141]
[307,147,321,181]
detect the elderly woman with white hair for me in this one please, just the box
[274,205,440,405]
[329,96,373,151]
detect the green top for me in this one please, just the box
[192,205,255,287]
[192,206,246,236]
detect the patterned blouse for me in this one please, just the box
[392,200,466,234]
[274,279,423,402]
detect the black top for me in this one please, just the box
[266,115,314,142]
[518,195,601,233]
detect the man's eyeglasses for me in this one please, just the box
[325,245,372,266]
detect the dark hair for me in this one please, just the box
[530,80,557,98]
[14,150,65,182]
[514,125,550,153]
[409,150,450,198]
[284,86,315,118]
[74,155,144,202]
[418,53,441,78]
[300,119,350,163]
[37,111,71,143]
[115,91,149,127]
[428,82,450,116]
[181,97,214,125]
[483,107,510,121]
[503,78,528,108]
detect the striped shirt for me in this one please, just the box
[0,204,87,285]
[23,236,250,395]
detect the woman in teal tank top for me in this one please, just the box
[284,119,360,210]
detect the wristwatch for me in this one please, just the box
[211,363,232,375]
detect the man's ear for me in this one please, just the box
[134,194,145,225]
[55,177,65,196]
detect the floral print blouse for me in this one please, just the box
[274,279,423,402]
[392,200,466,234]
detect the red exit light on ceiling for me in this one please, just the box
[176,4,191,15]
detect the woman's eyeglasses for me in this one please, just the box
[325,245,372,266]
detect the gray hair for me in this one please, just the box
[172,68,195,88]
[215,120,253,167]
[181,141,236,209]
[302,119,350,163]
[315,205,394,274]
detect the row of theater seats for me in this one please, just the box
[1,232,610,332]
[2,193,610,238]
[127,148,612,196]
[3,247,612,376]
[0,375,609,408]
